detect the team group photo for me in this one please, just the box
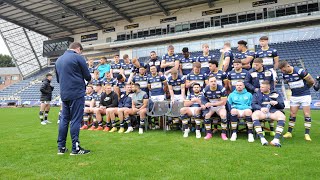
[0,0,320,179]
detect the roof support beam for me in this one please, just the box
[208,0,215,8]
[1,0,73,34]
[151,0,169,16]
[0,15,49,37]
[49,0,104,30]
[23,28,43,70]
[100,0,132,23]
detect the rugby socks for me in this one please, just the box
[106,122,111,128]
[254,120,265,138]
[194,115,201,130]
[111,120,116,127]
[125,117,132,127]
[44,111,49,121]
[221,119,228,134]
[231,114,238,133]
[246,116,253,134]
[304,117,311,134]
[83,113,89,125]
[39,111,44,122]
[204,119,211,134]
[120,120,124,128]
[180,114,189,130]
[140,118,146,128]
[275,120,285,139]
[288,117,296,133]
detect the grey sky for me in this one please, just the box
[0,36,10,56]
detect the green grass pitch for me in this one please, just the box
[0,107,319,179]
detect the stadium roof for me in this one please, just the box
[0,0,216,38]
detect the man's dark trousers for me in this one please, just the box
[57,96,85,151]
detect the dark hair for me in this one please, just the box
[134,83,140,88]
[192,83,200,87]
[238,40,247,46]
[182,47,189,53]
[46,73,52,77]
[69,42,83,50]
[209,60,219,67]
[114,54,119,57]
[101,57,107,60]
[117,74,123,80]
[150,51,156,54]
[259,36,269,41]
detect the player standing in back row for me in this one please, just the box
[255,36,279,82]
[279,60,315,141]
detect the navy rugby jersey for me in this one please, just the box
[206,70,228,87]
[180,56,196,75]
[186,72,206,93]
[252,90,285,112]
[132,74,149,93]
[254,47,278,70]
[168,75,185,95]
[148,74,166,96]
[116,80,126,96]
[162,53,179,72]
[88,66,95,74]
[235,50,255,70]
[111,61,122,78]
[147,58,162,73]
[282,67,311,96]
[186,92,203,107]
[92,92,103,107]
[224,50,235,72]
[90,78,102,86]
[196,54,215,74]
[101,77,116,87]
[201,85,227,105]
[245,68,274,92]
[227,69,249,91]
[121,62,134,79]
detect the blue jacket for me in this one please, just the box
[118,93,133,108]
[245,67,274,93]
[55,50,91,101]
[252,90,285,113]
[228,89,252,110]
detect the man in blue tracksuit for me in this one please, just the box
[55,42,91,155]
[227,81,253,142]
[251,81,285,147]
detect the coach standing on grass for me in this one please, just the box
[55,42,91,155]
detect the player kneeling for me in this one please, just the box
[107,83,133,133]
[252,81,286,147]
[228,81,254,142]
[124,83,148,134]
[180,83,205,138]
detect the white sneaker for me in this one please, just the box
[248,133,254,143]
[45,120,52,124]
[183,128,190,138]
[125,127,134,133]
[196,130,201,139]
[230,133,237,141]
[57,120,60,124]
[260,138,268,146]
[155,125,160,130]
[139,128,143,134]
[41,121,46,125]
[124,127,133,134]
